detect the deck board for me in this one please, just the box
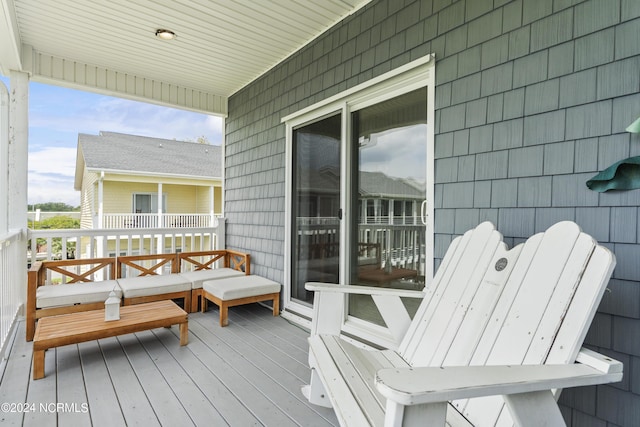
[0,304,339,427]
[56,344,92,426]
[79,339,128,427]
[117,333,194,426]
[0,329,35,425]
[99,336,161,426]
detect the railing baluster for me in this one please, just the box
[0,231,23,357]
[27,222,224,262]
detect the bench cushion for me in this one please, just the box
[117,274,191,298]
[179,268,245,289]
[36,280,122,309]
[203,275,280,300]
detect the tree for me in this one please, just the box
[184,135,210,144]
[28,202,79,211]
[31,215,80,259]
[37,216,80,229]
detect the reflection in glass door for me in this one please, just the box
[349,88,428,325]
[290,114,341,306]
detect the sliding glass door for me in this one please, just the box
[285,56,435,334]
[348,88,428,325]
[290,114,341,306]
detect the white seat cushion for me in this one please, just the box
[36,280,122,309]
[203,275,280,300]
[179,268,245,289]
[117,274,191,298]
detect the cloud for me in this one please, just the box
[360,125,428,183]
[23,82,224,204]
[28,147,79,206]
[29,172,79,206]
[29,147,77,176]
[29,94,223,144]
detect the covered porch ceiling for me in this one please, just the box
[0,0,371,116]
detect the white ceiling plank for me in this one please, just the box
[3,0,373,112]
[0,0,22,73]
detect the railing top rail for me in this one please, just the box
[28,226,220,238]
[0,229,23,243]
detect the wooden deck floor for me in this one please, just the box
[0,304,339,427]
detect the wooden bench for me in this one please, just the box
[201,275,281,326]
[32,300,188,380]
[26,249,250,341]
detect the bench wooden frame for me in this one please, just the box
[201,289,279,326]
[180,249,251,312]
[117,253,192,309]
[26,250,250,341]
[26,257,117,342]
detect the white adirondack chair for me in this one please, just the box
[303,221,623,427]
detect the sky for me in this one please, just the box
[0,76,223,207]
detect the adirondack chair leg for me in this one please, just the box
[301,369,333,408]
[384,400,446,427]
[503,390,566,427]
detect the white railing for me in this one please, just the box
[295,217,425,271]
[101,213,217,229]
[361,216,422,225]
[0,230,25,360]
[28,218,226,263]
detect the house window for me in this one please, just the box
[283,55,435,339]
[133,193,167,213]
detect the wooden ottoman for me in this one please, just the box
[201,275,281,326]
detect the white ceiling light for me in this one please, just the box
[155,29,176,40]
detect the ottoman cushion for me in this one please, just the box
[203,275,280,300]
[179,268,245,289]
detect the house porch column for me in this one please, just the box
[97,171,104,228]
[209,185,214,226]
[157,182,163,227]
[7,70,28,233]
[0,80,8,233]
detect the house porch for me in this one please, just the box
[0,303,338,427]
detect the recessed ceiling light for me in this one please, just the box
[155,29,176,40]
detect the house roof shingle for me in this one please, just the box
[76,131,222,186]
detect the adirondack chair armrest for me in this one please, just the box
[375,350,623,407]
[306,282,425,340]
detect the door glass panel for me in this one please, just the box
[349,87,428,326]
[133,193,167,213]
[291,114,341,306]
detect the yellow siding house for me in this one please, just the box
[74,131,222,257]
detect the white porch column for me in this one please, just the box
[157,182,163,254]
[97,171,104,228]
[8,71,28,233]
[157,182,163,227]
[95,171,104,259]
[7,71,28,310]
[209,185,214,226]
[0,80,8,233]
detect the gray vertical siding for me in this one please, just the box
[226,0,640,424]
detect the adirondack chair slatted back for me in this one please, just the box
[397,221,614,426]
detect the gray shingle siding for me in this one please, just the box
[226,1,640,424]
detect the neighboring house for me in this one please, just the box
[74,131,223,256]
